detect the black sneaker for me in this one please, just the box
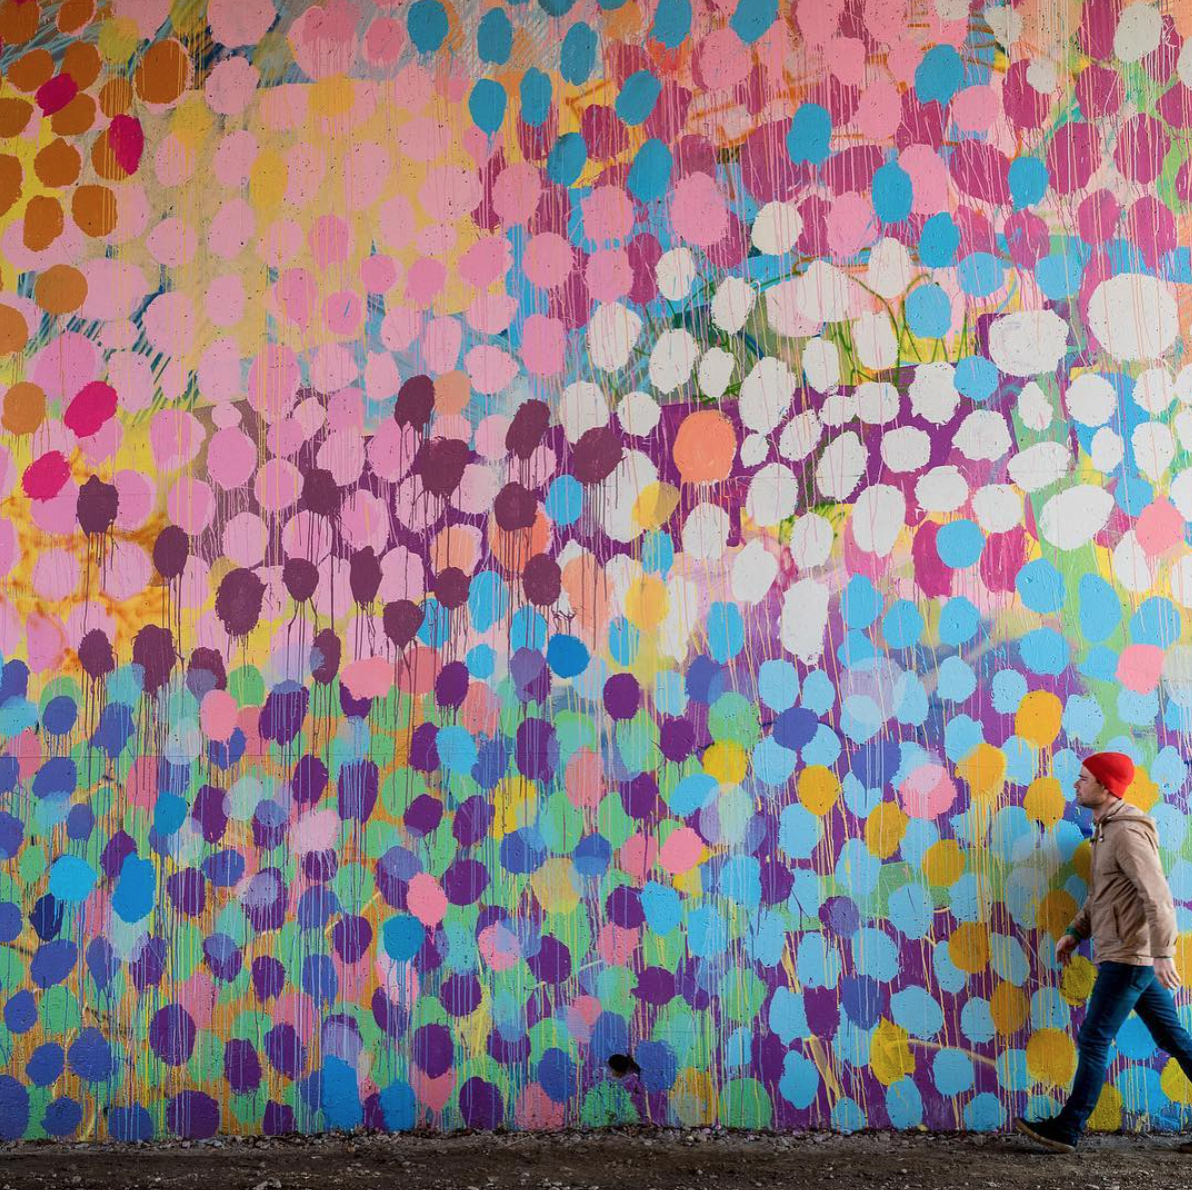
[1016,1117,1077,1154]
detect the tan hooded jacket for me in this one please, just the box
[1066,798,1178,966]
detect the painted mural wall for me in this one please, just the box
[1,0,1192,1142]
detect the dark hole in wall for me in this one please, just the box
[607,1053,641,1078]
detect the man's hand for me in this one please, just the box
[1155,956,1181,991]
[1056,934,1078,966]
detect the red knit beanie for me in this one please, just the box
[1084,752,1134,797]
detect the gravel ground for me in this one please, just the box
[2,1128,1192,1190]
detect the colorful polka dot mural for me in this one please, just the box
[0,0,1190,1142]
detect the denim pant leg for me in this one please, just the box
[1134,976,1192,1079]
[1056,962,1152,1139]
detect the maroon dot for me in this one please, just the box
[283,558,318,602]
[76,475,118,537]
[133,624,176,694]
[394,374,434,429]
[186,647,227,697]
[77,628,114,679]
[415,438,470,498]
[301,468,340,516]
[505,399,551,460]
[434,567,470,609]
[311,628,340,685]
[603,672,640,720]
[494,482,537,531]
[349,547,382,605]
[216,568,266,636]
[435,661,469,708]
[522,553,561,606]
[383,600,424,648]
[152,525,189,580]
[572,425,623,485]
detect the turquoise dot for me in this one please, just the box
[545,474,582,525]
[546,132,588,187]
[960,998,995,1043]
[466,645,494,679]
[890,984,943,1039]
[608,618,639,665]
[1009,157,1049,209]
[915,44,963,107]
[469,571,509,634]
[778,1052,819,1108]
[957,252,1004,296]
[650,0,691,46]
[1036,252,1083,299]
[707,602,744,663]
[887,884,932,939]
[939,596,980,645]
[1129,595,1180,646]
[885,1077,923,1128]
[47,856,96,904]
[547,634,589,678]
[560,22,596,85]
[787,103,832,165]
[937,656,976,702]
[758,659,799,711]
[906,283,951,338]
[469,79,506,134]
[642,530,674,575]
[476,8,512,63]
[1016,558,1065,613]
[437,726,477,775]
[730,0,776,42]
[851,927,899,982]
[407,0,448,53]
[519,69,552,127]
[417,598,451,647]
[753,737,798,787]
[883,600,923,648]
[801,669,836,714]
[383,915,425,962]
[955,355,998,401]
[965,1093,1006,1131]
[539,0,575,14]
[511,606,548,652]
[627,138,672,203]
[842,575,882,628]
[918,212,959,267]
[615,71,662,127]
[778,803,822,860]
[935,519,984,568]
[872,160,913,224]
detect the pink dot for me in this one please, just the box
[167,476,215,534]
[340,490,388,551]
[142,292,194,356]
[418,165,480,222]
[458,236,509,288]
[899,763,957,819]
[524,233,573,289]
[360,254,397,293]
[257,219,304,267]
[207,197,255,259]
[150,409,205,471]
[248,345,300,424]
[826,192,876,258]
[520,314,565,377]
[672,172,729,249]
[208,427,257,490]
[952,84,999,133]
[197,338,242,404]
[582,185,634,245]
[205,273,246,327]
[113,470,153,529]
[204,56,259,116]
[422,316,461,373]
[406,257,446,305]
[0,520,16,580]
[323,289,363,335]
[213,130,258,188]
[32,549,79,601]
[585,248,632,301]
[265,418,305,458]
[309,214,351,269]
[1136,497,1183,555]
[378,194,415,249]
[696,27,751,89]
[255,458,301,512]
[364,15,405,65]
[465,344,518,395]
[659,826,703,874]
[103,541,151,601]
[1117,643,1165,694]
[208,0,275,47]
[32,331,96,401]
[222,511,267,566]
[492,163,541,226]
[200,689,238,742]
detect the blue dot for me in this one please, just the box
[407,0,448,53]
[560,21,596,85]
[616,70,662,127]
[842,575,882,628]
[42,696,77,736]
[383,914,425,963]
[787,103,832,165]
[1009,157,1049,209]
[955,355,999,401]
[906,284,951,338]
[730,0,776,43]
[933,1049,975,1096]
[957,252,1005,297]
[547,634,589,678]
[872,160,913,224]
[918,213,959,267]
[939,597,980,646]
[546,132,588,187]
[545,474,582,526]
[1019,627,1069,676]
[758,660,799,711]
[27,1042,64,1087]
[935,520,984,569]
[469,79,506,134]
[520,69,552,127]
[466,645,494,680]
[627,138,672,204]
[707,603,744,663]
[477,8,512,63]
[650,0,691,46]
[883,600,924,648]
[1017,558,1065,614]
[915,44,963,107]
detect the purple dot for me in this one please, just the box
[251,955,285,1002]
[413,1023,454,1078]
[440,973,482,1016]
[526,935,571,984]
[331,914,373,965]
[404,794,443,837]
[224,1039,261,1094]
[435,661,469,709]
[459,1077,504,1129]
[605,886,645,929]
[263,1100,295,1135]
[603,673,640,720]
[264,1023,307,1080]
[659,717,694,762]
[442,858,489,906]
[148,1004,196,1067]
[166,1091,219,1139]
[620,773,658,820]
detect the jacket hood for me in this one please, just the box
[1098,798,1155,839]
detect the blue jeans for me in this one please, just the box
[1055,961,1192,1140]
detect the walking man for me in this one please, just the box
[1017,751,1192,1153]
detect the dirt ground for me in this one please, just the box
[3,1128,1192,1190]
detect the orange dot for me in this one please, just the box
[56,0,93,32]
[0,0,38,43]
[7,47,53,91]
[35,139,81,188]
[434,370,470,416]
[34,264,88,315]
[51,92,95,135]
[672,409,737,484]
[2,382,45,434]
[0,97,31,137]
[134,39,192,106]
[948,921,990,974]
[71,185,117,237]
[62,42,101,90]
[0,154,20,217]
[91,129,129,182]
[99,78,133,118]
[24,195,63,251]
[0,305,29,354]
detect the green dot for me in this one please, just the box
[719,1077,773,1129]
[228,665,265,708]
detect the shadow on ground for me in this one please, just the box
[2,1128,1189,1189]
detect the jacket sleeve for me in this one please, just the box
[1116,825,1178,960]
[1067,900,1091,942]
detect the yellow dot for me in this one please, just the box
[870,1018,915,1087]
[98,17,140,64]
[1060,955,1096,1006]
[311,75,355,118]
[990,981,1029,1034]
[671,1068,716,1126]
[956,743,1007,799]
[1015,690,1063,748]
[1124,767,1159,811]
[1036,889,1077,941]
[1026,1029,1076,1086]
[922,840,965,886]
[1162,1057,1192,1106]
[632,481,679,531]
[798,766,841,816]
[948,922,990,974]
[704,741,747,786]
[1073,839,1092,882]
[1088,1083,1122,1132]
[1024,776,1066,828]
[1175,934,1192,987]
[865,802,907,859]
[530,857,580,914]
[249,150,288,214]
[624,574,669,631]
